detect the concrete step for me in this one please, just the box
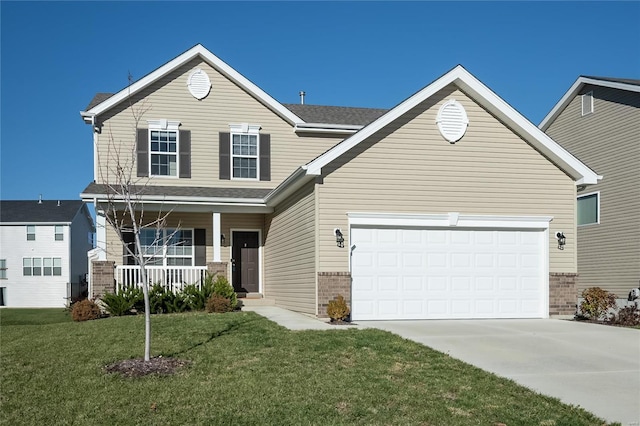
[239,296,276,307]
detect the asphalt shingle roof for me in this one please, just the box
[283,104,388,126]
[81,183,272,200]
[0,200,85,223]
[85,93,114,111]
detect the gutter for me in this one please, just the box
[264,166,316,207]
[294,122,362,134]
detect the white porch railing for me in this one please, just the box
[115,265,208,293]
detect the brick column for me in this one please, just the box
[207,262,228,279]
[91,261,115,299]
[317,272,351,318]
[549,273,578,316]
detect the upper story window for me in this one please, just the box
[55,225,64,241]
[26,225,35,241]
[581,91,593,116]
[0,259,7,279]
[136,120,191,179]
[219,124,270,181]
[577,192,599,226]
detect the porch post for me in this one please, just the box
[213,212,221,262]
[95,209,107,261]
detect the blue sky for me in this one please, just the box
[1,1,638,202]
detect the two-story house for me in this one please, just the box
[0,199,95,307]
[540,77,640,302]
[81,44,599,320]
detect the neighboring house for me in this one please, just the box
[0,199,95,307]
[540,76,640,300]
[80,44,599,320]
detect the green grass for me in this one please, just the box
[0,308,72,325]
[0,309,612,425]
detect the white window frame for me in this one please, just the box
[23,257,61,277]
[0,259,7,279]
[139,228,195,266]
[148,119,181,178]
[230,123,260,181]
[55,225,64,241]
[581,91,594,116]
[577,191,600,226]
[26,225,35,241]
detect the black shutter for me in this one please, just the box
[219,132,230,180]
[194,228,206,266]
[260,134,271,181]
[122,229,136,265]
[179,130,191,178]
[136,128,148,177]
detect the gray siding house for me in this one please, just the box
[540,77,640,299]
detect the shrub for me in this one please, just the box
[327,294,350,322]
[206,294,233,313]
[148,284,176,314]
[579,287,617,320]
[101,291,134,316]
[608,304,640,326]
[212,275,237,310]
[71,299,102,322]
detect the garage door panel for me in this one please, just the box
[351,227,545,320]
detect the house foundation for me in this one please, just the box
[91,261,115,299]
[549,273,578,316]
[317,272,351,317]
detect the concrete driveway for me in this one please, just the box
[359,319,640,425]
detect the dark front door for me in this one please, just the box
[232,231,259,293]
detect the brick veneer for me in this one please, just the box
[549,273,578,316]
[207,262,228,278]
[91,261,115,299]
[317,272,351,317]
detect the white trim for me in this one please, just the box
[581,91,594,116]
[81,44,303,126]
[229,124,260,181]
[230,229,262,294]
[577,190,600,226]
[304,65,599,185]
[213,213,221,262]
[294,123,362,134]
[148,124,180,178]
[347,212,553,230]
[540,77,640,130]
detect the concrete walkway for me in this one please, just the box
[246,306,640,425]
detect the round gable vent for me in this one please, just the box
[436,99,469,143]
[187,68,212,100]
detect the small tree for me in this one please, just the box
[95,74,180,361]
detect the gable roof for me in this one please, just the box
[0,200,86,224]
[539,76,640,131]
[80,44,303,126]
[267,65,601,205]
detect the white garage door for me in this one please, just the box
[351,227,546,320]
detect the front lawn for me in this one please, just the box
[0,309,611,425]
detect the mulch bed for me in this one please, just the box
[104,356,191,378]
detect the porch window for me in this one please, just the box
[139,228,194,266]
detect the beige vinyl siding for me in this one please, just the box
[264,181,316,314]
[95,58,342,188]
[317,86,577,273]
[545,86,640,297]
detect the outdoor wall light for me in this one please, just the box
[334,228,344,248]
[220,234,226,245]
[556,232,566,250]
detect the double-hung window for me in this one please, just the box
[23,258,42,276]
[55,225,64,241]
[27,225,35,241]
[230,124,261,179]
[139,228,194,266]
[23,257,61,276]
[150,130,178,176]
[577,192,599,226]
[0,259,7,279]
